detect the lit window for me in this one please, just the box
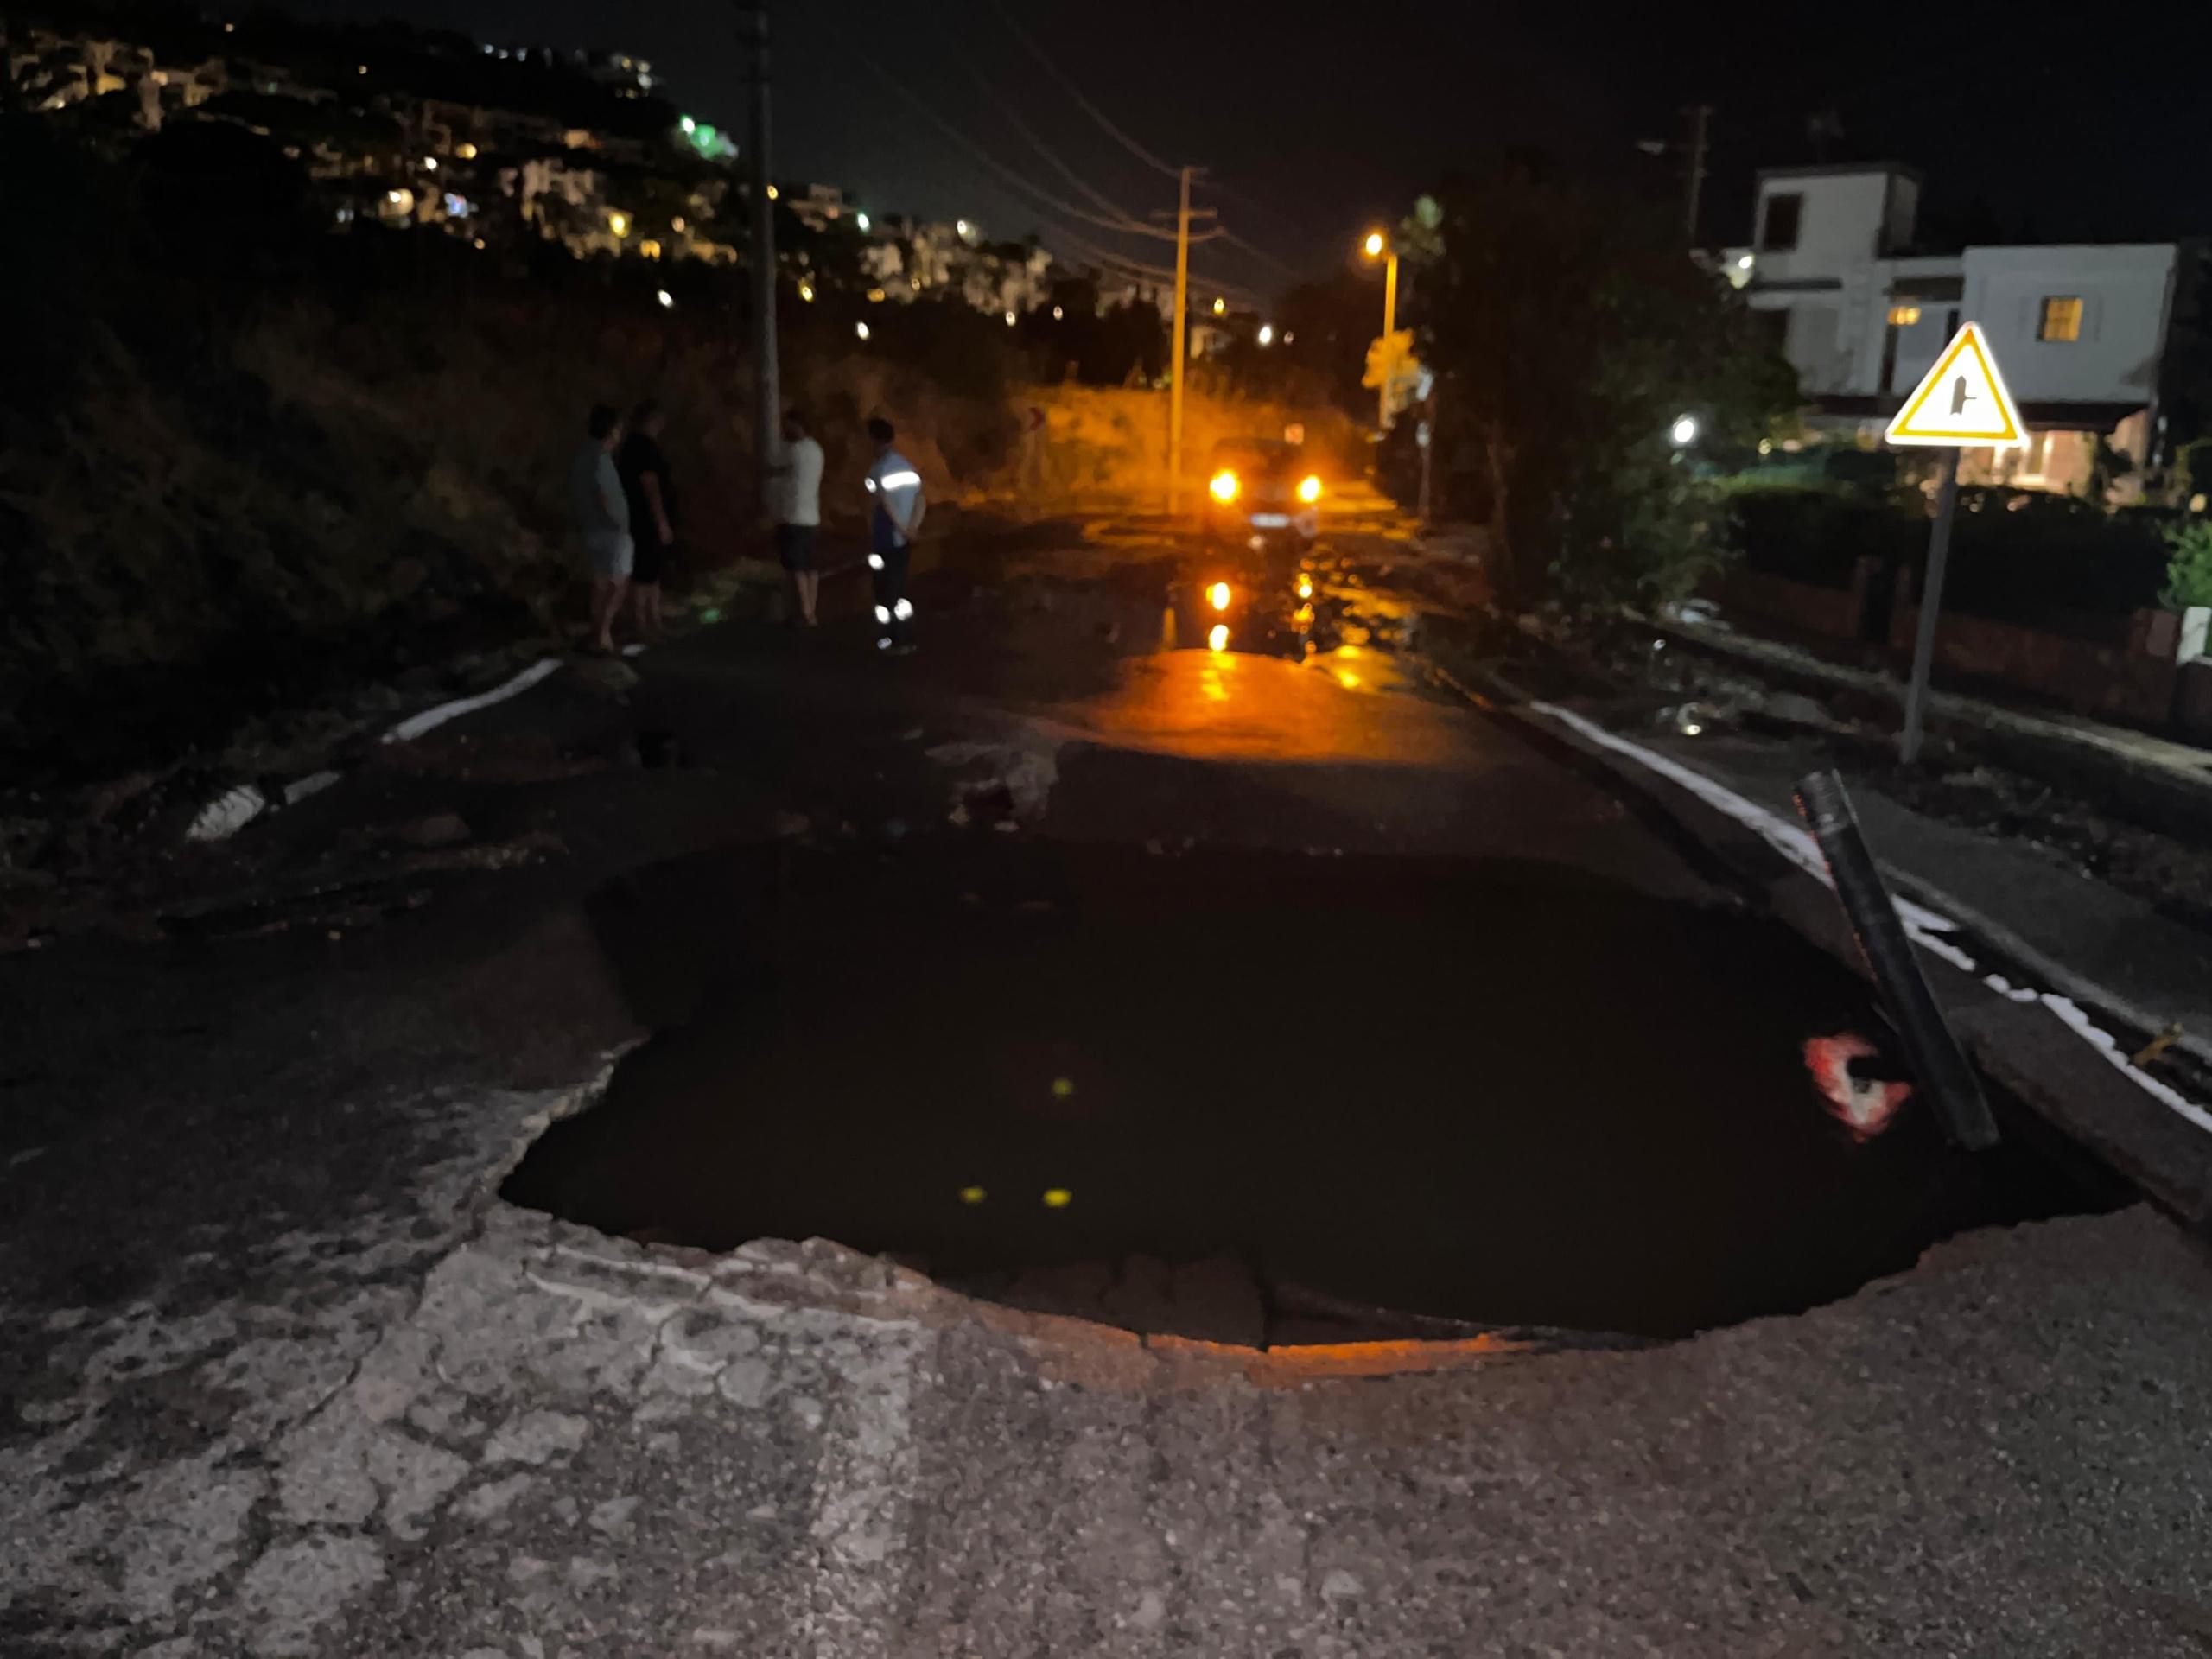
[2038,296,2082,342]
[1886,304,1921,327]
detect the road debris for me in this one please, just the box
[186,785,268,843]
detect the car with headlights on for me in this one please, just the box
[1203,438,1321,549]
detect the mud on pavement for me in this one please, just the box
[8,528,2212,1656]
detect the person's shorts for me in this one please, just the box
[585,531,633,581]
[776,523,818,573]
[632,533,671,586]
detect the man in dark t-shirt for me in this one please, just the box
[616,400,675,643]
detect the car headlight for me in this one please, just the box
[1209,469,1239,504]
[1297,474,1323,504]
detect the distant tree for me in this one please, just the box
[1089,294,1166,385]
[1276,273,1380,414]
[2161,519,2212,610]
[1403,164,1797,607]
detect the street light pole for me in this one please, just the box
[1363,230,1401,431]
[740,3,779,493]
[1380,250,1398,430]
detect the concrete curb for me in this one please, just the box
[1433,658,2212,1227]
[1646,613,2212,841]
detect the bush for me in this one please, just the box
[1944,491,2171,626]
[1726,486,1919,589]
[0,125,1033,772]
[1720,479,2174,631]
[2162,519,2212,610]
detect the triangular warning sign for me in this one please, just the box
[1885,321,2025,447]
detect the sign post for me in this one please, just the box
[1882,321,2026,765]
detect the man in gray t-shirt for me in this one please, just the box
[570,404,632,653]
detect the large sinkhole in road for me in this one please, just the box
[504,838,2115,1341]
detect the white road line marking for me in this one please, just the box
[380,658,564,746]
[1528,699,2212,1137]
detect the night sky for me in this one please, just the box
[271,0,2212,298]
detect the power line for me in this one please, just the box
[1053,226,1260,302]
[1049,224,1262,308]
[1198,179,1319,273]
[987,0,1181,181]
[963,64,1147,230]
[1210,224,1299,279]
[858,54,1179,242]
[853,43,1262,311]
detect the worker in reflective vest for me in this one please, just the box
[861,416,925,653]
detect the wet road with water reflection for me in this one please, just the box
[505,513,2113,1342]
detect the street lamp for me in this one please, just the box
[1669,413,1700,448]
[1362,228,1400,430]
[1256,323,1274,346]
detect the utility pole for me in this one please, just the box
[741,3,779,491]
[1682,104,1712,247]
[1166,163,1192,519]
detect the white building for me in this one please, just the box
[855,218,1053,319]
[1733,162,2182,494]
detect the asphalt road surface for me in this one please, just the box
[4,512,2209,1656]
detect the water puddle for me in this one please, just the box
[503,837,2117,1341]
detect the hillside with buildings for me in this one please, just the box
[0,6,1201,336]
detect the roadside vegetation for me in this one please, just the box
[2162,519,2212,612]
[1390,168,1800,610]
[0,114,1030,774]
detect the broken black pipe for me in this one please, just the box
[1794,769,1999,1152]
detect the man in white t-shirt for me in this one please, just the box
[862,416,925,654]
[770,407,826,628]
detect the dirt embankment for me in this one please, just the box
[0,286,1025,777]
[1007,385,1365,512]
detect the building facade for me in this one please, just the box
[1731,163,2183,495]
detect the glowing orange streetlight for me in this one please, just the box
[1361,229,1399,430]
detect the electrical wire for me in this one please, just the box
[858,54,1180,241]
[852,47,1259,308]
[965,65,1147,229]
[1050,222,1262,308]
[986,0,1182,181]
[1210,224,1300,278]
